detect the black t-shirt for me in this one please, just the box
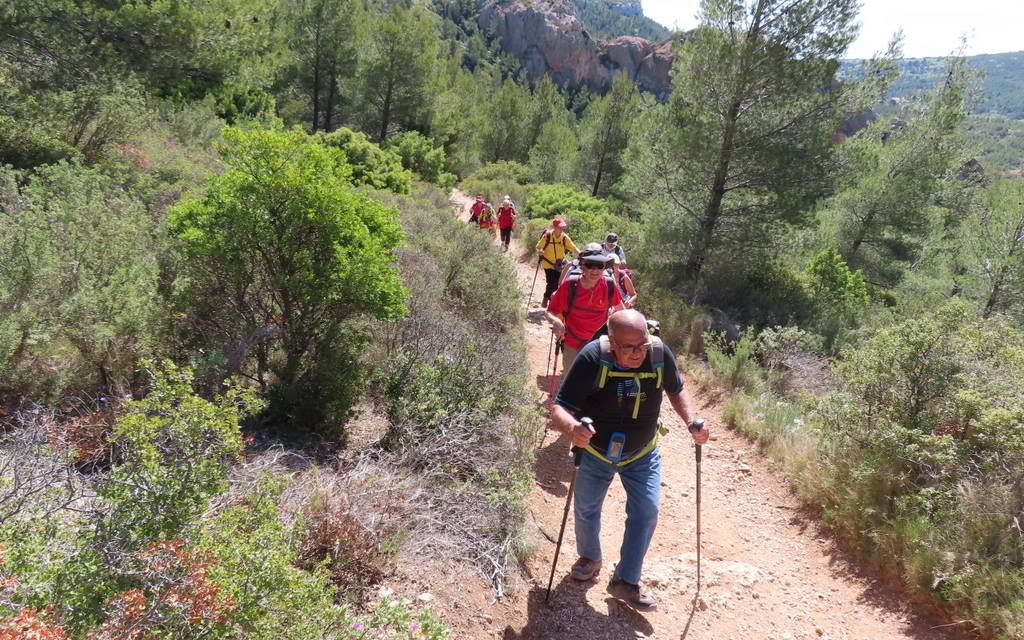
[555,339,684,458]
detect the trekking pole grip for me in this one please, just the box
[688,418,705,463]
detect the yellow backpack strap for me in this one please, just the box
[596,335,614,389]
[649,336,664,389]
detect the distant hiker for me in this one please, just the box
[469,195,485,224]
[550,309,710,610]
[608,254,638,308]
[478,201,497,237]
[545,244,624,371]
[601,233,627,265]
[497,195,517,252]
[536,218,579,308]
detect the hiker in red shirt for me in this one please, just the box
[497,195,517,252]
[546,244,624,371]
[469,195,485,224]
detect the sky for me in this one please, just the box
[642,0,1024,59]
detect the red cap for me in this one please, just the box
[552,217,567,229]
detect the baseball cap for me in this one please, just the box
[606,233,618,244]
[552,218,567,229]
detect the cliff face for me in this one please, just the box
[477,0,676,98]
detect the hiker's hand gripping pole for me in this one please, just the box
[688,418,706,593]
[545,417,594,604]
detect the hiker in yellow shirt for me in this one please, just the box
[535,217,579,308]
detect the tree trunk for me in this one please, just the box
[324,65,337,132]
[311,49,322,132]
[684,102,740,282]
[591,151,606,197]
[378,80,393,142]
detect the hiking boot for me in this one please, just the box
[606,576,656,610]
[570,557,601,581]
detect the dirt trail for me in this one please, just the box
[406,191,971,640]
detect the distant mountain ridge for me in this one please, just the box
[842,51,1024,120]
[565,0,671,41]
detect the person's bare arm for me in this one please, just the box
[550,404,595,448]
[667,391,709,444]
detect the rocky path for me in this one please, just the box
[416,191,971,640]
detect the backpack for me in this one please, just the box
[594,333,665,420]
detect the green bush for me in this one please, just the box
[384,131,457,190]
[523,183,634,249]
[805,248,871,351]
[460,161,533,211]
[705,329,760,393]
[815,300,1024,636]
[321,127,412,194]
[0,161,161,400]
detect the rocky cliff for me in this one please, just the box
[477,0,677,98]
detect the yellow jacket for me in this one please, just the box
[535,229,579,269]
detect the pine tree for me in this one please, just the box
[625,0,866,296]
[577,72,638,197]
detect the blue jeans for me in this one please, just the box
[574,446,661,584]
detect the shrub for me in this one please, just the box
[0,161,161,401]
[321,127,412,194]
[705,329,760,393]
[805,248,871,351]
[815,300,1024,636]
[460,161,532,212]
[367,184,537,593]
[168,126,407,439]
[384,131,457,189]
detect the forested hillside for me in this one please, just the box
[2,0,1024,638]
[567,0,672,41]
[843,50,1024,119]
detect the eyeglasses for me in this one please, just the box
[613,338,652,354]
[581,262,605,270]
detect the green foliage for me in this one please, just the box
[360,5,439,141]
[286,0,365,132]
[99,361,258,548]
[827,57,975,288]
[576,73,638,197]
[384,131,457,189]
[369,184,535,591]
[805,248,870,349]
[481,78,534,163]
[529,117,579,184]
[321,127,412,194]
[705,329,760,393]
[965,113,1024,172]
[168,127,406,439]
[957,177,1024,319]
[815,301,1024,636]
[523,183,632,246]
[460,161,533,212]
[625,0,874,298]
[0,161,160,399]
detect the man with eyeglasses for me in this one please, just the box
[545,245,623,371]
[549,309,710,610]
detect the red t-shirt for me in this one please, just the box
[497,205,516,229]
[547,276,623,349]
[470,201,485,218]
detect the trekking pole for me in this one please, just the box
[526,259,541,309]
[545,339,562,411]
[689,418,706,593]
[545,417,593,604]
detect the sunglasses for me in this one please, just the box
[581,262,605,270]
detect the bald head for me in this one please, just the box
[608,309,647,338]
